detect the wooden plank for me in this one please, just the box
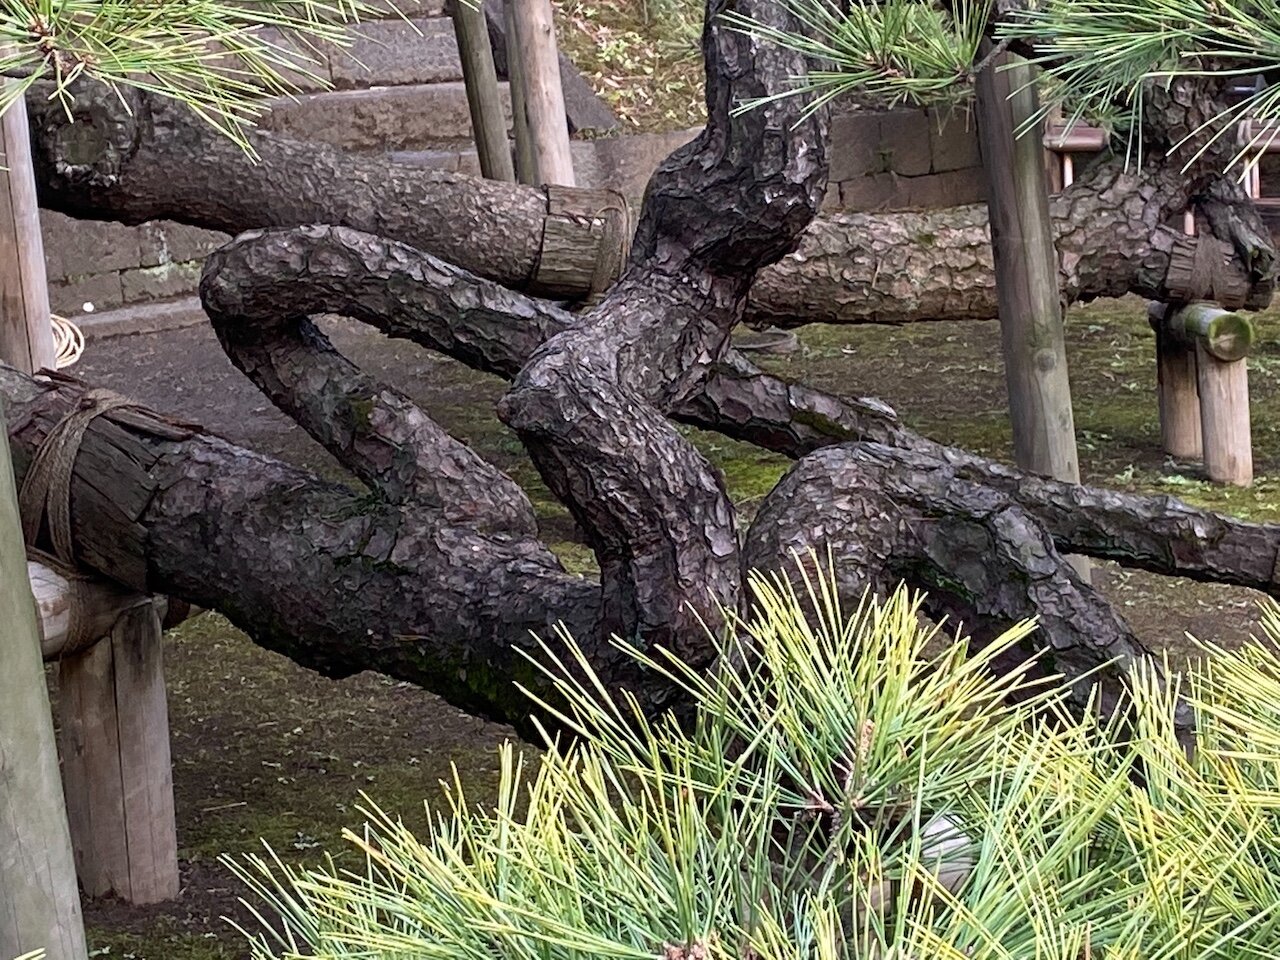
[1196,346,1253,487]
[58,603,179,905]
[0,426,87,960]
[508,0,575,186]
[0,92,57,374]
[449,0,515,182]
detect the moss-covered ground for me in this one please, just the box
[69,295,1280,959]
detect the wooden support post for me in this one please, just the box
[449,0,515,182]
[1153,320,1204,460]
[502,0,536,185]
[508,0,575,187]
[0,430,88,960]
[975,51,1088,578]
[1157,301,1255,486]
[58,602,180,905]
[1,81,87,960]
[1196,344,1253,486]
[0,87,56,374]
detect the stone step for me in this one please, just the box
[367,0,446,18]
[259,81,511,151]
[262,15,462,93]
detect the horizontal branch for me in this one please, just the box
[29,86,1273,329]
[0,366,632,731]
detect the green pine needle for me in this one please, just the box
[223,552,1280,959]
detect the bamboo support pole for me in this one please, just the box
[449,0,515,182]
[1163,302,1255,363]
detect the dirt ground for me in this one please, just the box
[65,297,1279,958]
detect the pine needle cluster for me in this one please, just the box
[228,562,1280,959]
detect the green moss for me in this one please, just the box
[348,394,376,427]
[549,540,600,577]
[88,925,238,960]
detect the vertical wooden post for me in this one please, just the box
[0,82,87,960]
[502,0,536,185]
[58,603,180,905]
[1196,346,1253,486]
[975,52,1088,576]
[1150,303,1203,460]
[0,427,88,960]
[0,91,56,374]
[1156,329,1204,460]
[449,0,515,182]
[508,0,575,187]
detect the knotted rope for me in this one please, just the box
[20,389,135,565]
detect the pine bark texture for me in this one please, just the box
[5,1,1279,730]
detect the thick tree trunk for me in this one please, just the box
[8,2,1280,736]
[25,86,1274,321]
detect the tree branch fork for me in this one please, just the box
[7,3,1280,727]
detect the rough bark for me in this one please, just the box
[26,84,1274,322]
[2,366,614,731]
[25,83,621,299]
[189,222,1280,712]
[8,2,1280,734]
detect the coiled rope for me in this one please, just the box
[50,313,85,368]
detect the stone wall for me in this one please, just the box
[43,215,228,316]
[825,106,987,211]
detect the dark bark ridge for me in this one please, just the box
[6,3,1279,728]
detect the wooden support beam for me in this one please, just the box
[1150,304,1203,460]
[508,0,575,187]
[1196,342,1253,486]
[58,602,180,905]
[1043,125,1108,153]
[0,432,87,960]
[1163,301,1255,362]
[449,0,515,182]
[29,560,143,661]
[482,0,618,136]
[0,81,88,960]
[502,0,535,185]
[977,51,1089,579]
